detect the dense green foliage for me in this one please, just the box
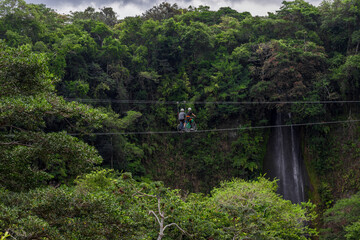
[0,170,316,239]
[0,40,141,191]
[1,0,360,238]
[322,192,360,239]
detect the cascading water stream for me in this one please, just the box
[290,113,305,203]
[275,113,287,199]
[264,112,307,203]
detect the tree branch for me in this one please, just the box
[2,125,26,132]
[0,141,33,147]
[157,196,164,218]
[163,222,190,237]
[132,190,156,198]
[149,210,161,225]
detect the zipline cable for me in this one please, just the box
[65,98,360,105]
[68,119,360,136]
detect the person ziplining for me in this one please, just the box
[185,107,196,131]
[178,107,197,132]
[178,108,186,131]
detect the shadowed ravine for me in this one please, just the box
[264,113,308,204]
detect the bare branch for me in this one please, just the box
[149,210,161,225]
[157,196,164,218]
[163,223,190,237]
[130,185,191,239]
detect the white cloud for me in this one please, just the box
[231,1,280,16]
[110,2,148,18]
[26,0,324,17]
[167,0,280,16]
[47,2,97,14]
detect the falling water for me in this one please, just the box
[290,113,305,203]
[264,112,307,203]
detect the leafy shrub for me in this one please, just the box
[208,177,318,239]
[322,192,360,239]
[0,172,318,240]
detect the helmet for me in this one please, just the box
[188,108,192,111]
[180,108,184,112]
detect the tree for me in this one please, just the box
[331,54,360,101]
[181,21,214,59]
[100,7,117,26]
[249,39,328,117]
[0,170,318,239]
[0,0,64,45]
[0,42,141,191]
[0,170,150,239]
[71,7,118,26]
[215,7,250,22]
[276,0,320,31]
[116,16,143,46]
[319,0,360,54]
[208,177,317,239]
[132,183,190,240]
[322,192,360,239]
[142,2,182,21]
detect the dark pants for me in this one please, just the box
[179,120,185,130]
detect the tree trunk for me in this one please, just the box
[110,136,113,168]
[157,213,165,240]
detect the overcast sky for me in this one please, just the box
[25,0,323,18]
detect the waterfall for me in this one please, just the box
[290,113,305,203]
[264,112,307,203]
